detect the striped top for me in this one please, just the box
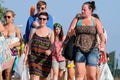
[31,33,51,53]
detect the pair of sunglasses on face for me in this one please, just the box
[37,6,45,10]
[38,17,47,21]
[4,15,11,19]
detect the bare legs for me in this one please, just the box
[75,63,86,80]
[86,66,97,80]
[75,63,98,80]
[96,67,100,80]
[0,72,3,80]
[53,67,65,80]
[67,67,75,80]
[30,75,48,80]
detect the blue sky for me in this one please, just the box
[2,0,120,67]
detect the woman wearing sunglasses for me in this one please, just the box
[1,10,21,80]
[24,12,54,80]
[67,1,105,80]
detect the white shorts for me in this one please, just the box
[52,60,66,70]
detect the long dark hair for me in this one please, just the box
[54,23,64,41]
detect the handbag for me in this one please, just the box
[62,36,76,61]
[8,37,19,56]
[21,64,30,80]
[100,63,114,80]
[11,47,18,56]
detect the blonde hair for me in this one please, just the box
[5,10,16,17]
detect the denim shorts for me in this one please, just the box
[74,48,99,66]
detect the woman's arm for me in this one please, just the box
[29,28,36,42]
[57,36,66,56]
[23,28,35,64]
[95,18,105,51]
[0,21,5,32]
[67,17,78,38]
[45,30,54,56]
[67,13,81,38]
[25,28,35,55]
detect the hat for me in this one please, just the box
[54,23,62,28]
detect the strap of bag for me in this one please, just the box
[15,26,19,37]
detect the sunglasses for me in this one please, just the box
[39,18,47,21]
[4,16,11,19]
[37,6,45,10]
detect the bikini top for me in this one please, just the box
[76,17,97,35]
[5,32,16,43]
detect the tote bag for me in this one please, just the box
[62,36,76,61]
[100,63,114,80]
[21,64,30,80]
[0,34,14,71]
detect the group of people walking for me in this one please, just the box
[0,0,110,80]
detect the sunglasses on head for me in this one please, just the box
[39,17,47,21]
[4,16,11,19]
[37,6,45,10]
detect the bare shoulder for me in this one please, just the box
[92,16,101,26]
[62,36,66,41]
[46,27,54,38]
[14,26,21,36]
[15,26,20,31]
[75,13,81,19]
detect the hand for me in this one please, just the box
[57,53,60,57]
[9,44,14,49]
[57,52,62,57]
[23,44,29,55]
[100,47,104,52]
[100,42,105,52]
[68,29,76,38]
[45,50,51,56]
[32,21,39,27]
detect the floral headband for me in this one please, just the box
[54,23,62,28]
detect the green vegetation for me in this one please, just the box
[0,0,7,23]
[108,51,120,80]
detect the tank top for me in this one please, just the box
[5,32,17,44]
[31,28,52,53]
[75,17,97,53]
[52,41,65,62]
